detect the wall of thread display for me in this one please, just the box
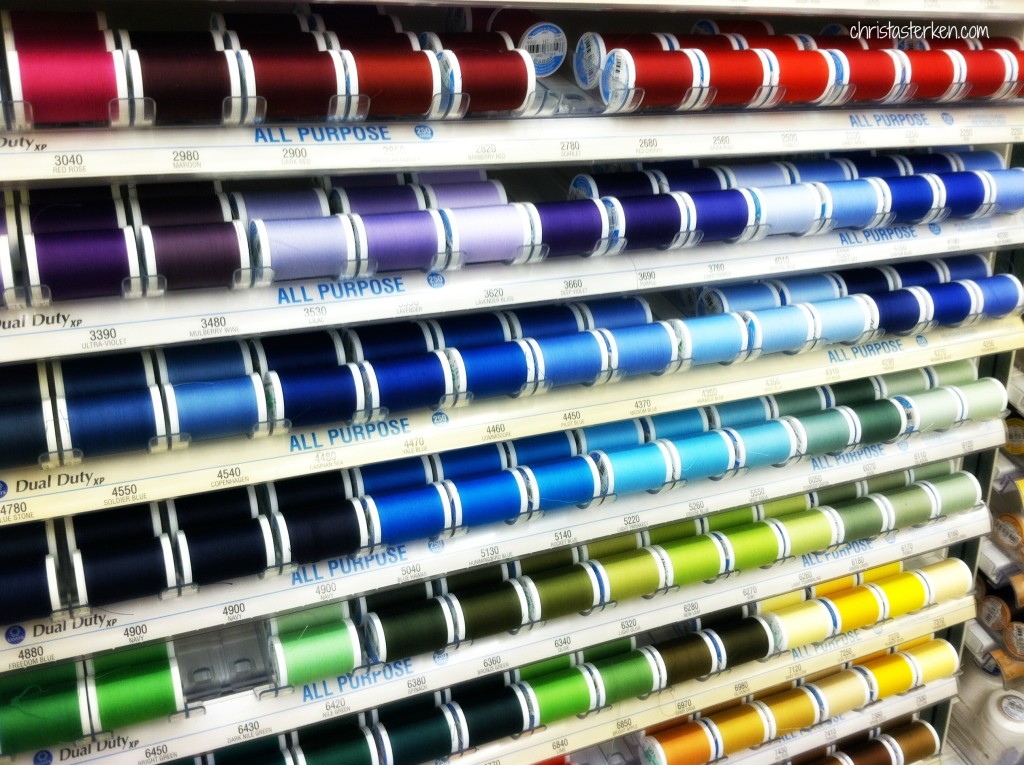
[0,2,1021,765]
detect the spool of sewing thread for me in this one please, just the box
[129,49,243,124]
[276,495,368,565]
[697,282,781,314]
[961,50,1018,99]
[521,564,601,621]
[880,483,937,528]
[768,388,829,420]
[347,49,442,118]
[832,496,892,541]
[809,669,872,719]
[590,547,669,602]
[269,601,350,636]
[3,9,106,32]
[131,193,232,230]
[0,396,55,469]
[421,180,508,210]
[786,159,857,184]
[602,192,696,251]
[352,209,448,272]
[770,273,846,305]
[871,287,934,335]
[573,32,675,90]
[952,149,1007,171]
[745,305,817,358]
[8,49,128,125]
[675,430,736,481]
[142,221,251,291]
[928,359,978,388]
[21,198,125,235]
[656,632,716,685]
[232,189,329,223]
[576,296,653,329]
[657,166,729,194]
[836,49,910,103]
[883,175,945,224]
[443,48,535,115]
[421,30,514,52]
[376,706,465,765]
[586,647,664,707]
[704,48,777,107]
[640,719,717,765]
[765,598,840,650]
[602,322,681,378]
[253,330,345,372]
[527,199,610,258]
[531,331,611,388]
[676,313,750,366]
[715,616,776,666]
[753,183,828,236]
[225,27,325,52]
[600,48,711,112]
[364,483,454,546]
[506,431,578,466]
[330,184,425,216]
[123,30,226,53]
[0,553,60,622]
[363,351,454,413]
[441,203,535,265]
[718,161,793,187]
[63,385,164,456]
[88,649,183,732]
[886,259,945,289]
[975,273,1024,317]
[449,469,530,527]
[873,367,932,398]
[688,188,762,242]
[179,515,275,584]
[570,171,661,199]
[250,215,360,283]
[266,363,363,428]
[156,341,252,386]
[917,557,972,603]
[734,420,798,469]
[956,377,1009,420]
[166,374,265,442]
[903,50,966,101]
[352,456,433,496]
[26,227,141,301]
[426,312,510,351]
[0,519,56,563]
[982,168,1024,212]
[778,508,842,555]
[716,520,784,572]
[53,352,154,400]
[296,727,379,765]
[434,443,507,481]
[523,455,601,511]
[271,619,360,686]
[515,654,577,682]
[521,666,598,725]
[506,304,584,339]
[365,596,454,661]
[212,11,313,33]
[67,502,161,550]
[901,639,960,684]
[662,534,727,585]
[344,322,433,362]
[448,579,530,640]
[775,49,843,103]
[462,685,530,747]
[644,408,710,441]
[921,471,980,519]
[0,678,88,755]
[938,253,991,281]
[938,170,996,218]
[837,267,897,297]
[707,397,773,429]
[880,721,941,763]
[874,570,931,616]
[820,178,892,230]
[484,8,566,77]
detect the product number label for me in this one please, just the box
[172,150,201,169]
[223,602,246,621]
[53,153,86,175]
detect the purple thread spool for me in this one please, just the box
[28,227,140,301]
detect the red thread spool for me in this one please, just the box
[421,32,513,52]
[574,32,674,90]
[486,7,568,77]
[775,50,836,104]
[810,35,868,53]
[673,34,741,50]
[7,29,114,54]
[841,49,907,102]
[9,50,127,126]
[131,49,240,124]
[983,37,1024,51]
[694,18,773,35]
[602,49,702,112]
[229,29,325,52]
[125,30,224,53]
[315,7,399,34]
[962,49,1016,99]
[735,33,808,52]
[912,38,980,52]
[331,32,420,52]
[2,10,105,32]
[348,50,441,117]
[249,50,345,120]
[456,8,495,32]
[904,50,963,101]
[704,48,773,106]
[212,12,310,34]
[448,49,533,114]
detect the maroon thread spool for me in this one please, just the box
[248,49,346,120]
[129,48,242,124]
[446,48,535,114]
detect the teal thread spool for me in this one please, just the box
[375,705,461,765]
[792,408,856,455]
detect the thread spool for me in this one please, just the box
[937,171,993,218]
[570,171,661,199]
[852,399,908,443]
[573,32,674,90]
[765,599,837,650]
[641,721,715,765]
[657,166,729,194]
[54,353,153,400]
[166,374,265,442]
[528,199,610,258]
[142,221,250,291]
[716,617,775,665]
[421,180,507,210]
[450,470,529,528]
[745,305,817,358]
[522,564,601,621]
[64,386,164,457]
[250,215,359,283]
[331,184,424,216]
[462,686,530,747]
[838,49,909,103]
[526,455,601,511]
[345,322,433,363]
[901,639,959,683]
[601,48,709,113]
[675,430,735,481]
[522,667,597,725]
[374,706,461,765]
[442,203,535,265]
[347,49,442,118]
[22,198,125,235]
[364,351,454,414]
[353,209,447,272]
[887,259,945,289]
[68,503,161,549]
[0,555,61,622]
[882,484,937,527]
[924,471,982,514]
[506,431,577,466]
[718,520,784,572]
[688,189,758,242]
[598,442,677,495]
[715,162,792,189]
[592,547,668,602]
[938,254,991,281]
[961,50,1017,100]
[809,670,870,717]
[89,652,183,732]
[703,48,775,107]
[662,534,726,585]
[787,159,856,184]
[976,273,1024,317]
[588,648,663,707]
[779,509,842,555]
[427,312,510,351]
[232,189,329,224]
[603,193,696,251]
[0,519,55,562]
[130,49,242,124]
[178,516,274,585]
[882,721,940,763]
[8,49,128,126]
[735,420,798,469]
[0,679,88,756]
[645,408,709,441]
[603,322,681,378]
[248,50,346,120]
[444,48,534,115]
[365,483,454,546]
[833,497,891,541]
[270,601,350,636]
[532,331,610,388]
[884,175,945,224]
[828,377,880,407]
[789,408,856,455]
[364,595,453,662]
[918,558,972,603]
[697,282,781,314]
[753,183,827,236]
[0,397,55,469]
[249,330,343,373]
[708,704,770,755]
[707,397,773,429]
[515,653,578,682]
[421,30,514,52]
[272,619,360,686]
[26,227,140,301]
[353,456,432,496]
[956,377,1009,421]
[434,443,506,481]
[677,313,750,366]
[820,179,891,230]
[576,419,645,453]
[155,341,251,386]
[268,364,363,428]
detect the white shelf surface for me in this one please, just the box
[0,320,1018,523]
[2,211,1021,364]
[1,105,1023,185]
[456,602,973,765]
[0,421,1001,672]
[2,527,981,765]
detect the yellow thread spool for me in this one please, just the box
[861,560,904,582]
[710,705,768,754]
[810,575,857,598]
[811,669,870,716]
[875,572,930,616]
[764,687,819,736]
[863,653,917,698]
[902,639,959,684]
[827,586,884,631]
[754,589,807,614]
[918,558,972,603]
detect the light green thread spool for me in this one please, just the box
[274,619,360,687]
[662,535,725,586]
[526,666,596,724]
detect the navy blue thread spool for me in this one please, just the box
[330,183,425,215]
[696,282,781,314]
[600,321,681,379]
[528,330,612,389]
[155,340,252,384]
[505,431,577,467]
[178,516,275,585]
[569,170,661,199]
[265,471,353,512]
[275,500,369,564]
[846,154,913,178]
[73,534,175,606]
[505,303,584,339]
[767,272,845,305]
[165,374,267,443]
[447,469,530,527]
[61,385,166,457]
[714,161,793,189]
[657,166,728,193]
[743,304,817,359]
[266,364,365,429]
[0,556,60,622]
[884,174,945,224]
[601,192,697,252]
[0,398,56,469]
[751,183,828,236]
[871,286,934,335]
[363,351,456,415]
[686,188,758,243]
[819,178,892,231]
[888,259,945,288]
[55,352,155,398]
[167,486,259,534]
[351,456,434,496]
[446,340,539,403]
[434,443,508,481]
[595,441,677,496]
[0,361,48,408]
[975,274,1024,318]
[526,199,612,258]
[922,281,981,327]
[518,455,601,512]
[937,254,991,281]
[251,330,345,373]
[706,397,773,430]
[575,419,645,453]
[363,483,456,547]
[733,420,798,470]
[0,519,56,561]
[673,313,750,367]
[343,322,434,362]
[673,430,735,482]
[806,295,878,346]
[836,267,897,297]
[935,171,993,219]
[574,296,652,329]
[67,503,161,549]
[425,311,510,350]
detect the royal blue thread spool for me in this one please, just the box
[250,215,361,283]
[714,162,793,189]
[63,386,165,456]
[674,430,735,481]
[643,408,709,440]
[744,304,817,358]
[889,260,945,288]
[353,456,434,496]
[706,397,773,429]
[768,272,845,305]
[785,158,855,183]
[506,432,577,466]
[251,330,345,372]
[434,443,507,481]
[266,364,364,428]
[935,171,992,218]
[528,199,611,258]
[872,287,933,335]
[938,254,990,281]
[836,267,897,296]
[986,169,1024,212]
[751,183,827,236]
[975,274,1024,318]
[922,281,980,327]
[819,178,891,230]
[68,503,161,548]
[675,313,749,366]
[530,331,611,388]
[904,153,958,174]
[574,297,652,329]
[522,455,601,511]
[178,516,275,585]
[448,469,529,527]
[447,341,538,401]
[806,295,877,346]
[884,174,944,224]
[697,282,782,314]
[733,420,797,469]
[344,322,434,362]
[156,340,252,384]
[576,419,645,453]
[595,441,677,495]
[167,486,259,533]
[426,312,510,350]
[687,189,757,242]
[505,304,583,339]
[276,501,369,563]
[602,322,681,377]
[74,534,175,605]
[363,351,455,414]
[658,166,728,193]
[364,483,455,546]
[569,171,661,199]
[167,374,266,442]
[952,150,1005,171]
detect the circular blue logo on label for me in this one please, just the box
[6,626,26,645]
[34,751,53,765]
[0,480,7,499]
[432,650,449,666]
[414,124,434,140]
[431,412,449,426]
[928,223,941,236]
[428,538,445,554]
[941,112,954,125]
[915,334,928,347]
[427,273,445,289]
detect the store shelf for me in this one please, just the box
[1,104,1022,185]
[0,319,1018,522]
[2,532,980,765]
[0,421,1000,672]
[2,211,1022,363]
[456,600,974,765]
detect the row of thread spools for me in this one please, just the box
[2,7,1023,127]
[0,530,972,759]
[1,149,1022,309]
[1,258,1019,472]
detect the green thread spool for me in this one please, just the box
[777,509,840,556]
[715,617,774,665]
[910,459,955,481]
[272,602,349,636]
[875,368,931,397]
[462,685,529,747]
[705,506,759,532]
[929,359,977,386]
[589,648,659,706]
[885,484,936,528]
[512,547,578,577]
[597,548,666,602]
[0,680,87,755]
[90,643,171,675]
[833,497,888,542]
[662,534,725,585]
[295,714,362,749]
[720,522,783,571]
[523,565,599,621]
[444,564,506,593]
[829,377,878,407]
[864,470,912,494]
[580,637,636,663]
[925,472,982,515]
[0,661,79,704]
[525,667,596,725]
[580,533,644,560]
[91,657,182,732]
[212,736,288,765]
[851,400,906,444]
[656,634,715,685]
[956,378,1008,421]
[375,692,444,724]
[516,654,576,683]
[794,409,856,455]
[366,597,452,663]
[771,387,829,417]
[899,388,963,432]
[273,619,360,686]
[300,728,377,765]
[359,581,432,617]
[647,518,701,545]
[761,495,812,518]
[377,706,459,765]
[812,482,864,506]
[455,580,528,639]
